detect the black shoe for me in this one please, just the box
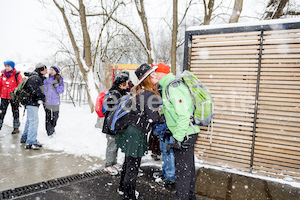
[12,128,19,134]
[151,153,160,161]
[25,144,42,150]
[156,177,175,188]
[153,172,164,179]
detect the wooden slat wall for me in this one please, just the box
[189,28,300,181]
[191,31,261,172]
[253,29,300,181]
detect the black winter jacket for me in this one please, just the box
[102,85,128,135]
[129,90,160,133]
[23,71,46,107]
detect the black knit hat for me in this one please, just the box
[135,63,158,85]
[121,70,130,77]
[114,73,129,85]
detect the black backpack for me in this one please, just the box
[10,75,37,105]
[106,94,133,134]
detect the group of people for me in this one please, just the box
[1,61,64,150]
[102,63,199,200]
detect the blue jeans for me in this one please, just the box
[21,106,39,145]
[159,135,175,181]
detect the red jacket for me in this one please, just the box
[0,69,24,99]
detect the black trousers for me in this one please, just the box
[44,105,59,136]
[174,133,198,200]
[0,98,20,128]
[119,156,141,200]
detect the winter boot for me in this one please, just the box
[25,143,42,150]
[12,128,20,134]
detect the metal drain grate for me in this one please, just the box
[0,169,106,200]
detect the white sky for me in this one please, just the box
[0,0,56,64]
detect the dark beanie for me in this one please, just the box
[51,66,61,74]
[114,73,129,85]
[121,70,130,77]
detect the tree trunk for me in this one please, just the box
[53,0,95,112]
[103,59,113,89]
[272,0,289,19]
[79,0,92,67]
[203,0,215,25]
[264,0,289,19]
[135,0,153,64]
[229,0,243,23]
[171,0,178,75]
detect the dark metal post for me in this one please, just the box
[183,32,192,71]
[250,30,264,173]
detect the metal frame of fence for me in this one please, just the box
[183,18,300,181]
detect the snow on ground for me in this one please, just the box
[3,102,300,188]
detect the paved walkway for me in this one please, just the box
[1,124,299,200]
[0,124,104,191]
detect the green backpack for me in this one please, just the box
[10,75,37,105]
[165,70,214,127]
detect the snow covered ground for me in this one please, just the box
[3,102,300,188]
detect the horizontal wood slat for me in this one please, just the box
[192,41,260,48]
[254,157,300,170]
[191,50,260,55]
[254,153,300,165]
[263,39,300,45]
[193,36,261,43]
[254,145,300,156]
[263,28,300,35]
[252,162,300,176]
[191,55,260,59]
[192,31,261,39]
[192,45,260,51]
[191,59,259,64]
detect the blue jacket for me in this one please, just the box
[44,75,64,105]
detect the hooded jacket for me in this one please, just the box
[159,73,200,142]
[128,90,160,133]
[22,70,46,107]
[0,69,24,99]
[44,75,64,105]
[102,83,128,135]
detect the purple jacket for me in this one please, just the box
[44,76,64,105]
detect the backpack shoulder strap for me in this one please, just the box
[15,72,20,84]
[165,79,183,102]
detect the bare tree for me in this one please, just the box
[203,0,215,25]
[53,0,96,112]
[229,0,243,23]
[51,0,121,112]
[171,0,178,74]
[264,0,289,19]
[169,0,194,74]
[134,0,153,64]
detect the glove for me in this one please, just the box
[158,115,165,124]
[166,137,191,151]
[181,136,191,149]
[162,129,172,141]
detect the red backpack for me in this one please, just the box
[95,90,109,118]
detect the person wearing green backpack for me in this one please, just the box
[154,62,200,200]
